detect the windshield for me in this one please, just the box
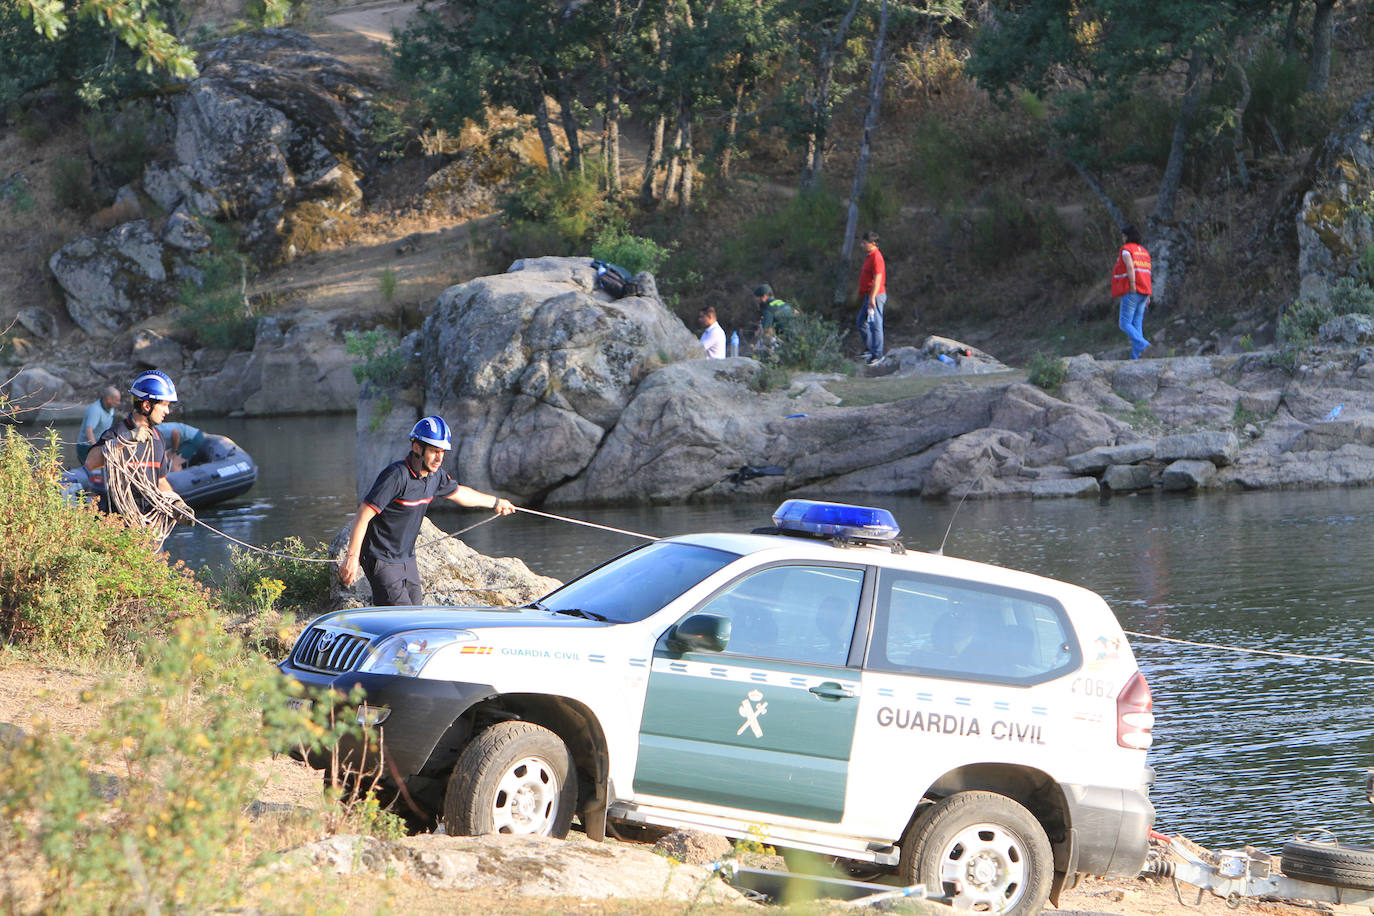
[539,541,739,624]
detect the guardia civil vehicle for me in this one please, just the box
[281,500,1155,914]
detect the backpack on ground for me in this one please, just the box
[591,259,641,299]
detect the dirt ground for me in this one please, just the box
[0,657,1364,916]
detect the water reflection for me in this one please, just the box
[33,415,1374,850]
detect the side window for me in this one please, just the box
[869,570,1077,684]
[693,565,864,666]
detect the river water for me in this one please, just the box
[43,414,1374,851]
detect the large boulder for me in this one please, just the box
[48,221,173,337]
[180,309,361,415]
[145,29,375,261]
[406,257,703,502]
[1296,90,1374,299]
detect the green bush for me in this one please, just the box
[1328,277,1374,314]
[501,167,607,251]
[970,184,1040,267]
[0,429,209,655]
[775,310,851,374]
[1027,351,1067,392]
[725,188,845,272]
[590,224,673,275]
[177,223,258,350]
[52,155,97,212]
[907,118,972,207]
[345,328,408,387]
[0,610,358,914]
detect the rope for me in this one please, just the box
[514,506,659,541]
[1124,630,1374,667]
[101,434,175,549]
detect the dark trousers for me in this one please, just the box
[362,555,423,606]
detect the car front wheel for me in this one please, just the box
[443,721,577,837]
[899,791,1052,915]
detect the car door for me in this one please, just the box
[633,563,868,823]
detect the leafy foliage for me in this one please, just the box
[177,222,257,351]
[0,429,206,655]
[345,328,408,387]
[1027,351,1067,392]
[774,309,851,373]
[590,225,673,275]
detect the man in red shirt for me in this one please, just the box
[857,231,886,364]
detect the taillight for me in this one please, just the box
[1117,671,1154,749]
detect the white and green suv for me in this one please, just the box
[281,500,1154,914]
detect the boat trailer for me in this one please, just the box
[1144,834,1374,909]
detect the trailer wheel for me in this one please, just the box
[1280,839,1374,890]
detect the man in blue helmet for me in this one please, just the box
[340,415,515,606]
[84,369,194,525]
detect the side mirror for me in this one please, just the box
[669,614,731,653]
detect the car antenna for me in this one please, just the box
[933,452,993,556]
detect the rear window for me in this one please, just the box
[867,569,1080,685]
[541,541,739,623]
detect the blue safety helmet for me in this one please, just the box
[129,369,178,403]
[410,415,452,451]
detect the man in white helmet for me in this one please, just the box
[340,415,515,606]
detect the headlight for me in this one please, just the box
[358,630,476,677]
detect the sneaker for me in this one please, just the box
[867,355,883,365]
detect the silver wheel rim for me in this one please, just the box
[935,821,1028,911]
[490,754,561,835]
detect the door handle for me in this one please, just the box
[809,681,857,700]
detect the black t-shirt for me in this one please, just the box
[361,455,459,561]
[94,414,168,515]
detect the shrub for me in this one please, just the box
[725,187,844,273]
[0,610,358,914]
[177,222,258,351]
[0,429,209,655]
[590,224,672,275]
[1027,351,1067,392]
[501,167,607,251]
[52,155,97,212]
[775,310,851,374]
[1328,277,1374,315]
[378,266,398,304]
[1277,298,1329,345]
[85,105,161,190]
[345,328,408,386]
[970,184,1040,267]
[906,119,971,208]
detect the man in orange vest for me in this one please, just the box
[1112,225,1152,359]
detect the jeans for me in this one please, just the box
[858,292,886,359]
[1119,293,1149,359]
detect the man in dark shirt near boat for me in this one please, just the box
[339,416,515,606]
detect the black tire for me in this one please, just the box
[899,791,1052,915]
[1281,839,1374,890]
[443,721,577,838]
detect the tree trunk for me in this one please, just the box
[662,100,684,204]
[720,80,745,179]
[1152,47,1204,225]
[1060,152,1129,229]
[1308,0,1336,93]
[678,104,694,211]
[639,112,665,206]
[839,0,890,269]
[1283,0,1301,56]
[532,91,562,177]
[556,74,583,175]
[1231,57,1253,190]
[800,0,863,191]
[605,68,622,193]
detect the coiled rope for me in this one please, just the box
[100,433,176,549]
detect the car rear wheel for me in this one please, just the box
[899,791,1052,915]
[443,721,577,837]
[1281,839,1374,889]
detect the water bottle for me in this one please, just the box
[937,353,955,365]
[729,331,739,358]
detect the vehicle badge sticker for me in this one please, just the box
[737,689,768,738]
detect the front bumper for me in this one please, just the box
[279,662,496,779]
[1061,781,1155,877]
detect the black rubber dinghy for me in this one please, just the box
[62,434,258,510]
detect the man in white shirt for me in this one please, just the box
[699,306,725,358]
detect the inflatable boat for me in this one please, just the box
[62,433,258,510]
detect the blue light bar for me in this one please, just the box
[772,499,900,540]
